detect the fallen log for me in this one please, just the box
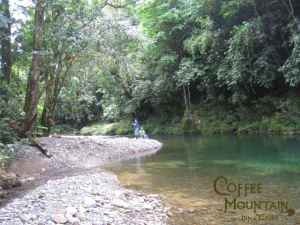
[29,138,52,158]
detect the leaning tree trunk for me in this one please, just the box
[23,0,44,132]
[41,56,76,136]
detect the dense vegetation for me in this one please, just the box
[1,0,300,156]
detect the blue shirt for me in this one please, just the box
[134,121,139,128]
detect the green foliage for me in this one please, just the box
[271,123,284,133]
[220,124,232,133]
[279,20,300,86]
[0,119,16,145]
[0,139,30,164]
[51,124,79,135]
[80,123,120,135]
[260,118,284,132]
[273,89,300,130]
[174,58,204,87]
[5,0,300,138]
[165,116,184,133]
[166,124,183,134]
[186,100,295,134]
[55,75,101,128]
[0,77,24,144]
[259,118,270,131]
[115,124,133,135]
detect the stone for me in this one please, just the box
[66,207,77,216]
[77,213,87,221]
[134,207,143,212]
[114,191,126,200]
[65,213,78,224]
[82,197,96,206]
[167,212,174,217]
[51,214,67,224]
[92,220,104,225]
[178,208,185,213]
[19,213,33,222]
[144,204,153,210]
[188,208,196,213]
[111,199,124,208]
[118,208,126,213]
[122,203,130,209]
[0,137,169,225]
[148,194,160,199]
[5,172,20,187]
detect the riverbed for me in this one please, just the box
[0,136,170,225]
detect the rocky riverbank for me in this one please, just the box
[0,136,172,225]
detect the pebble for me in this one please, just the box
[0,171,170,224]
[0,137,170,224]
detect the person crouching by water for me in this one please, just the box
[133,119,139,139]
[139,127,149,139]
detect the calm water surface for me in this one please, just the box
[104,134,300,224]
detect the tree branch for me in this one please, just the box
[105,1,136,9]
[280,0,294,17]
[29,138,52,158]
[280,0,299,24]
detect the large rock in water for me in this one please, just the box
[0,172,21,189]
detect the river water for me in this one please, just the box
[103,134,300,224]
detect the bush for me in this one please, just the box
[248,122,260,132]
[80,123,119,135]
[103,125,118,135]
[260,118,270,131]
[0,119,18,144]
[220,124,232,133]
[152,127,163,134]
[237,127,249,133]
[0,139,30,166]
[115,124,132,135]
[270,119,284,132]
[166,123,184,134]
[51,124,79,135]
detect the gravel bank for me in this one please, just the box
[0,136,172,225]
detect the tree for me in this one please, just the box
[136,0,198,112]
[39,0,137,135]
[1,0,12,100]
[22,0,44,135]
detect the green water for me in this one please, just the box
[105,134,300,224]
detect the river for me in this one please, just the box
[103,133,300,224]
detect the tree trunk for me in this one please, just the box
[40,89,58,137]
[183,84,192,108]
[41,57,75,136]
[20,80,51,138]
[1,0,11,86]
[183,85,188,108]
[187,84,191,107]
[23,0,44,131]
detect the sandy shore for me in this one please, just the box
[0,136,172,225]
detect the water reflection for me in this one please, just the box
[104,134,300,224]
